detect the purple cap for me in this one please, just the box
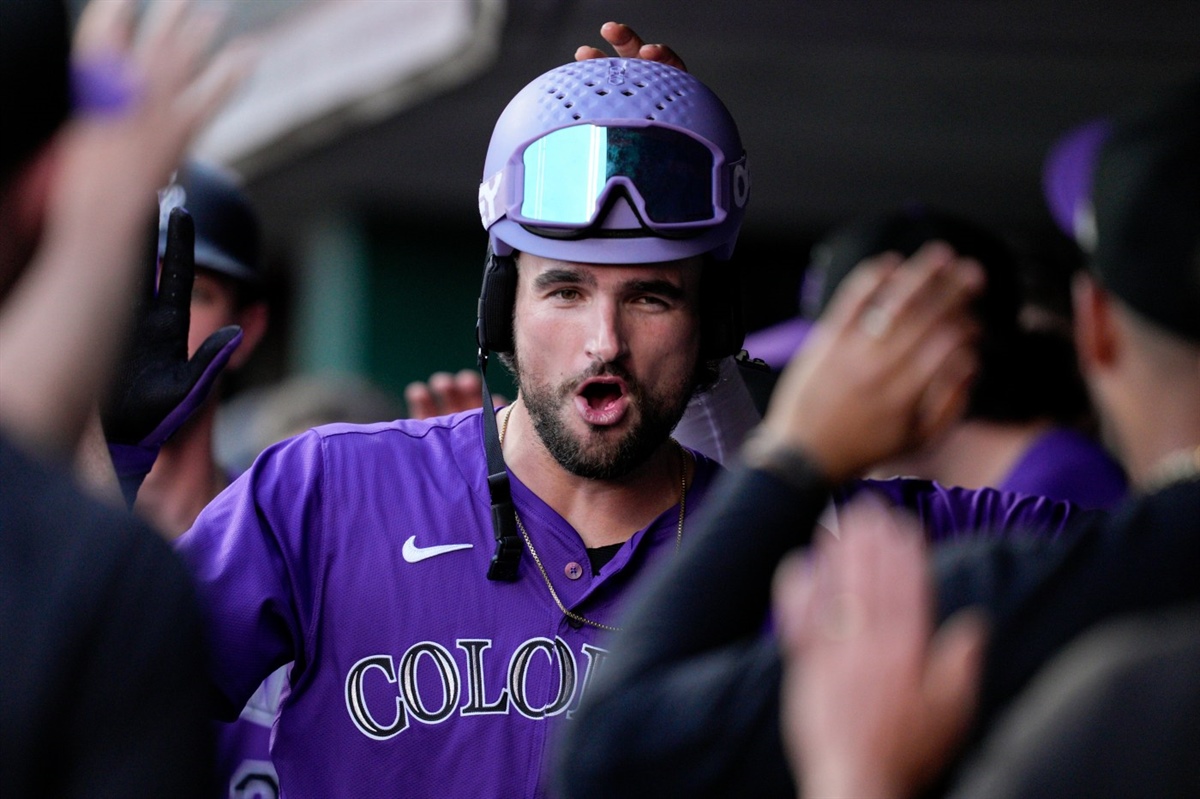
[742,317,813,370]
[1042,117,1112,242]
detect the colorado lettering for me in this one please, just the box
[344,637,608,740]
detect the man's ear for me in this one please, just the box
[229,301,269,369]
[1072,271,1118,372]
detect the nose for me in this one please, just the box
[585,298,627,364]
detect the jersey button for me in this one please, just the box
[566,615,584,630]
[564,561,584,580]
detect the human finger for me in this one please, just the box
[73,0,136,56]
[861,243,983,354]
[156,208,196,320]
[599,21,647,57]
[772,549,819,649]
[811,252,903,338]
[913,340,979,443]
[574,45,608,62]
[404,382,439,420]
[600,22,688,70]
[828,501,927,641]
[914,609,988,786]
[634,43,687,71]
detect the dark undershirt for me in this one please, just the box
[586,543,623,574]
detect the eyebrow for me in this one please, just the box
[624,278,686,300]
[532,268,595,290]
[531,269,686,300]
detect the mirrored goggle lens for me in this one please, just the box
[519,125,718,226]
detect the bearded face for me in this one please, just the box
[507,254,704,480]
[512,352,695,480]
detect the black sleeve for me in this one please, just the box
[63,523,217,798]
[554,461,833,799]
[929,481,1200,794]
[0,439,216,799]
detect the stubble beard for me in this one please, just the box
[514,355,695,481]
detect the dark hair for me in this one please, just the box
[801,206,1086,423]
[0,0,71,186]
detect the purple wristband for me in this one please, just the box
[71,54,140,117]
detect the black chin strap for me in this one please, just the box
[479,348,523,581]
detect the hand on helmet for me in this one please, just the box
[575,22,688,72]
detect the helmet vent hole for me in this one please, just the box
[596,89,609,96]
[621,90,634,96]
[635,81,648,88]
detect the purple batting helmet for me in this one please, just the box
[478,58,749,264]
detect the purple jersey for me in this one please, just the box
[834,477,1084,542]
[997,426,1128,510]
[177,409,721,798]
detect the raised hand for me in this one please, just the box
[0,0,256,458]
[102,208,243,505]
[753,242,985,483]
[774,499,987,798]
[405,369,507,420]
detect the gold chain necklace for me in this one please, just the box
[499,404,688,632]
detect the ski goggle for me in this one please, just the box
[492,124,744,237]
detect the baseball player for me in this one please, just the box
[134,159,271,538]
[175,56,751,798]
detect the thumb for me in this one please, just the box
[921,609,989,759]
[190,325,243,385]
[136,326,243,448]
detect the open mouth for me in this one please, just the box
[581,380,623,410]
[575,377,629,425]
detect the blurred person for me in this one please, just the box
[805,206,1127,510]
[555,70,1200,799]
[580,24,1122,502]
[0,0,251,795]
[114,158,271,538]
[775,506,1200,799]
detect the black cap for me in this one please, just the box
[1089,76,1200,343]
[800,205,1022,339]
[158,160,262,285]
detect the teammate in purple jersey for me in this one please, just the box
[173,44,1074,799]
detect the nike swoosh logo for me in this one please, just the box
[402,535,474,563]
